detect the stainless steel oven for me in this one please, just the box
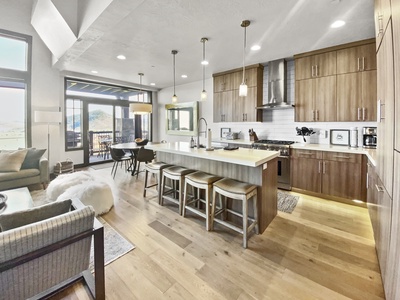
[252,140,294,190]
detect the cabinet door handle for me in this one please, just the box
[318,161,321,173]
[316,110,319,121]
[333,155,351,159]
[311,110,315,121]
[362,57,365,71]
[357,107,361,121]
[362,107,366,120]
[323,161,326,174]
[377,100,385,122]
[311,65,314,77]
[357,57,360,71]
[298,152,314,155]
[375,184,384,193]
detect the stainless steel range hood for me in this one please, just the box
[256,59,294,110]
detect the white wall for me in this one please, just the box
[0,0,64,168]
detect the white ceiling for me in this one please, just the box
[51,0,375,89]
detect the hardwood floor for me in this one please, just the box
[52,167,385,300]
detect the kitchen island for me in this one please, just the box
[146,142,279,232]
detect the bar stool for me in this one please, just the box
[182,171,222,231]
[211,178,259,248]
[143,161,172,204]
[160,166,195,215]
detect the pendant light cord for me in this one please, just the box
[173,53,176,95]
[203,40,206,90]
[242,25,246,84]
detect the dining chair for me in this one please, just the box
[110,147,132,178]
[135,146,155,178]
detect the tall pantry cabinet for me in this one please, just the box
[371,0,400,299]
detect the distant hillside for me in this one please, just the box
[67,109,113,131]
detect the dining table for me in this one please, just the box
[110,142,141,175]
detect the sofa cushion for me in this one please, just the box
[0,199,72,232]
[0,149,28,172]
[0,169,40,182]
[20,148,46,169]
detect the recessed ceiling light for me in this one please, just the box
[330,20,345,28]
[251,45,261,51]
[181,75,188,78]
[201,60,209,65]
[117,55,126,60]
[150,83,156,86]
[91,70,98,74]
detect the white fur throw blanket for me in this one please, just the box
[46,170,116,216]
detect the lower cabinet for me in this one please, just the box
[291,149,365,201]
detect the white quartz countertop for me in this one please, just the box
[291,143,377,166]
[146,142,279,167]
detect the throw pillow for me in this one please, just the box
[20,148,46,169]
[0,198,72,232]
[0,149,28,172]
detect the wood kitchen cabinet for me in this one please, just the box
[291,149,365,201]
[213,64,263,123]
[336,70,377,121]
[291,150,322,193]
[295,51,337,80]
[377,21,394,198]
[295,75,336,122]
[213,90,233,122]
[336,43,377,74]
[214,73,233,92]
[375,0,392,50]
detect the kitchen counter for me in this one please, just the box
[291,143,377,166]
[146,141,279,233]
[147,142,279,167]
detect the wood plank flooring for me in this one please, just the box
[51,167,385,300]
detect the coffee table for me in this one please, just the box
[0,187,34,214]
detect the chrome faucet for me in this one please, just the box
[197,117,208,149]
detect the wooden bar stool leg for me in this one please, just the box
[210,189,217,231]
[182,179,189,217]
[206,184,212,231]
[243,196,248,248]
[160,174,166,206]
[178,175,185,215]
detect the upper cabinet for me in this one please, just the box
[213,64,263,123]
[375,0,392,50]
[295,51,336,80]
[294,39,377,122]
[337,43,377,74]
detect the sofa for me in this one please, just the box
[0,148,49,191]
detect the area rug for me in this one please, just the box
[30,190,135,269]
[277,191,299,213]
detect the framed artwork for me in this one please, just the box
[220,128,231,139]
[330,129,350,146]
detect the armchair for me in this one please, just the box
[0,199,105,300]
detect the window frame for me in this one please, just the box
[0,29,32,148]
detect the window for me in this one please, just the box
[0,30,31,149]
[65,79,152,164]
[66,99,82,148]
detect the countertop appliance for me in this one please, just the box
[252,139,295,190]
[362,127,377,149]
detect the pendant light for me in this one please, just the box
[239,20,250,97]
[171,50,178,103]
[200,37,208,101]
[130,73,152,114]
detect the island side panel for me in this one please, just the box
[260,158,278,231]
[157,152,277,233]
